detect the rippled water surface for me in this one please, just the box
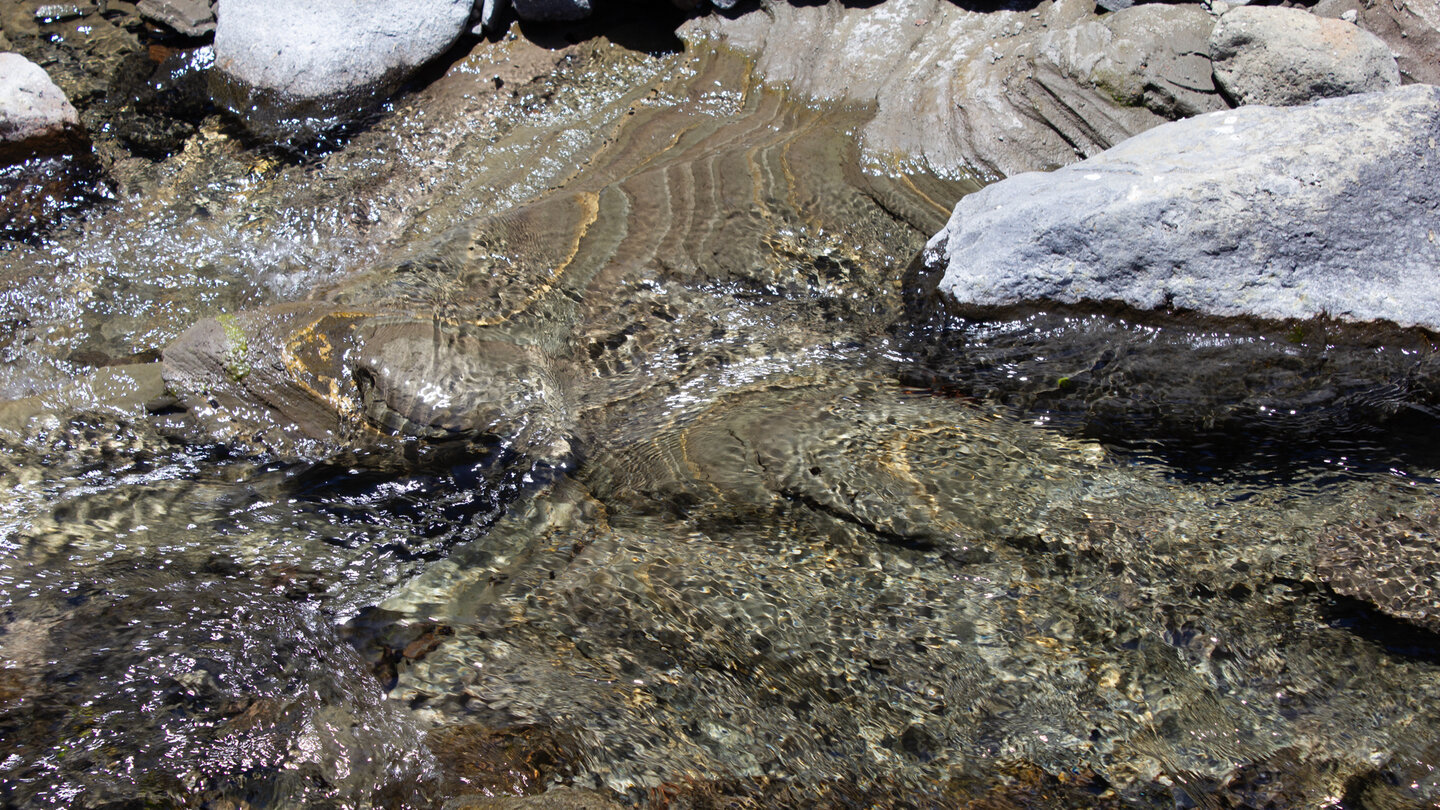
[3,26,1440,810]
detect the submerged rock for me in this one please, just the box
[0,53,85,162]
[923,84,1440,330]
[209,0,473,146]
[1319,503,1440,634]
[1210,6,1399,106]
[163,46,947,466]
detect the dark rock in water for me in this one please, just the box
[0,53,87,162]
[209,0,473,147]
[1210,6,1399,106]
[137,0,215,37]
[513,0,592,22]
[924,84,1440,330]
[108,46,214,157]
[894,297,1440,477]
[428,723,583,799]
[0,155,104,241]
[0,573,437,808]
[1319,504,1440,634]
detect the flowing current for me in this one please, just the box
[2,24,1440,810]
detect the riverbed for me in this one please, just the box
[2,22,1439,810]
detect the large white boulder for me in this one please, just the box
[924,85,1440,330]
[209,0,473,146]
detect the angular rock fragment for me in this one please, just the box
[137,0,216,37]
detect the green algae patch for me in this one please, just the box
[216,313,251,382]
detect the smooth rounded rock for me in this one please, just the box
[209,0,473,146]
[0,53,84,161]
[923,84,1440,330]
[1210,6,1399,106]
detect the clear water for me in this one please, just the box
[2,28,1440,810]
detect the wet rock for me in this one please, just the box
[161,303,577,466]
[0,53,86,162]
[683,0,1171,177]
[428,724,583,798]
[923,84,1440,330]
[1314,0,1440,85]
[108,46,213,157]
[1318,504,1440,634]
[209,0,473,146]
[0,575,438,807]
[137,0,215,37]
[1210,6,1399,105]
[513,0,591,22]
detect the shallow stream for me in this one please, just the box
[2,23,1440,810]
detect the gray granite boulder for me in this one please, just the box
[0,53,85,162]
[923,84,1440,330]
[209,0,472,146]
[1210,6,1400,106]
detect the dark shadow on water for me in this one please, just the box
[895,264,1440,488]
[1322,595,1440,664]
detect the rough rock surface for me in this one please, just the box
[137,0,216,37]
[1050,3,1225,119]
[1315,0,1440,85]
[923,84,1440,329]
[1210,6,1400,105]
[0,53,84,161]
[209,0,473,145]
[684,0,1226,178]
